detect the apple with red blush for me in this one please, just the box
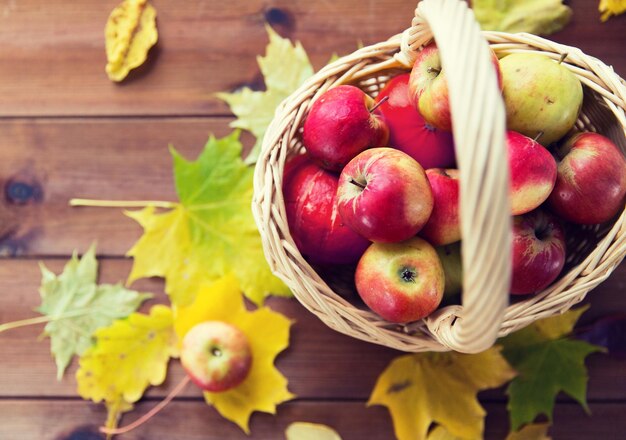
[302,85,389,171]
[420,168,460,246]
[511,209,566,295]
[337,148,433,243]
[548,132,626,224]
[355,237,445,323]
[374,73,456,169]
[507,130,558,215]
[408,42,502,131]
[283,155,370,264]
[181,321,252,392]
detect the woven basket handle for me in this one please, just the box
[396,0,511,353]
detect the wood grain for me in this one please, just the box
[0,0,623,117]
[0,258,625,401]
[0,400,624,440]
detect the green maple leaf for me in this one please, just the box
[472,0,572,35]
[37,244,151,379]
[501,307,604,430]
[126,131,290,306]
[217,25,313,165]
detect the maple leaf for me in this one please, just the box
[126,131,290,306]
[217,25,313,164]
[599,0,626,21]
[174,274,294,433]
[472,0,572,35]
[501,307,604,431]
[36,244,150,379]
[105,0,158,82]
[368,348,516,440]
[76,305,179,431]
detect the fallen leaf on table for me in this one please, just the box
[368,347,516,440]
[472,0,572,35]
[76,305,178,431]
[506,423,551,440]
[217,25,313,164]
[126,131,290,307]
[37,243,150,379]
[599,0,626,21]
[174,274,294,433]
[285,422,343,440]
[105,0,158,82]
[501,307,604,431]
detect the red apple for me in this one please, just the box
[355,237,444,323]
[511,209,566,295]
[181,321,252,392]
[337,147,434,243]
[374,73,456,169]
[420,168,460,246]
[408,42,502,131]
[507,130,558,215]
[302,85,389,171]
[283,155,370,264]
[548,132,626,224]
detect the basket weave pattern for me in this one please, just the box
[253,0,626,353]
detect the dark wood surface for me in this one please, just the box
[0,1,625,439]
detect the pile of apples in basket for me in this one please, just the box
[283,43,626,324]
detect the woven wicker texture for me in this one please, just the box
[252,0,626,353]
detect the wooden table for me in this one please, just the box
[0,1,624,439]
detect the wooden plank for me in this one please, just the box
[0,0,623,117]
[0,399,624,440]
[0,258,625,401]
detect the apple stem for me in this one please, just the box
[70,198,177,209]
[558,53,568,65]
[427,67,441,75]
[369,96,389,114]
[99,376,191,436]
[349,179,367,190]
[533,131,544,143]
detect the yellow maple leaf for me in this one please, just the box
[76,305,179,429]
[600,0,626,21]
[105,0,158,82]
[174,275,294,433]
[369,348,516,440]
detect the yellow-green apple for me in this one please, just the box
[436,242,463,298]
[408,42,502,131]
[500,53,583,146]
[374,73,456,169]
[548,132,626,224]
[181,321,252,392]
[511,209,566,295]
[420,168,460,246]
[283,155,370,264]
[337,147,434,243]
[507,130,558,215]
[302,85,389,171]
[355,237,444,323]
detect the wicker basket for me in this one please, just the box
[252,0,626,353]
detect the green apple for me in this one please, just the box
[436,242,463,299]
[500,53,583,146]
